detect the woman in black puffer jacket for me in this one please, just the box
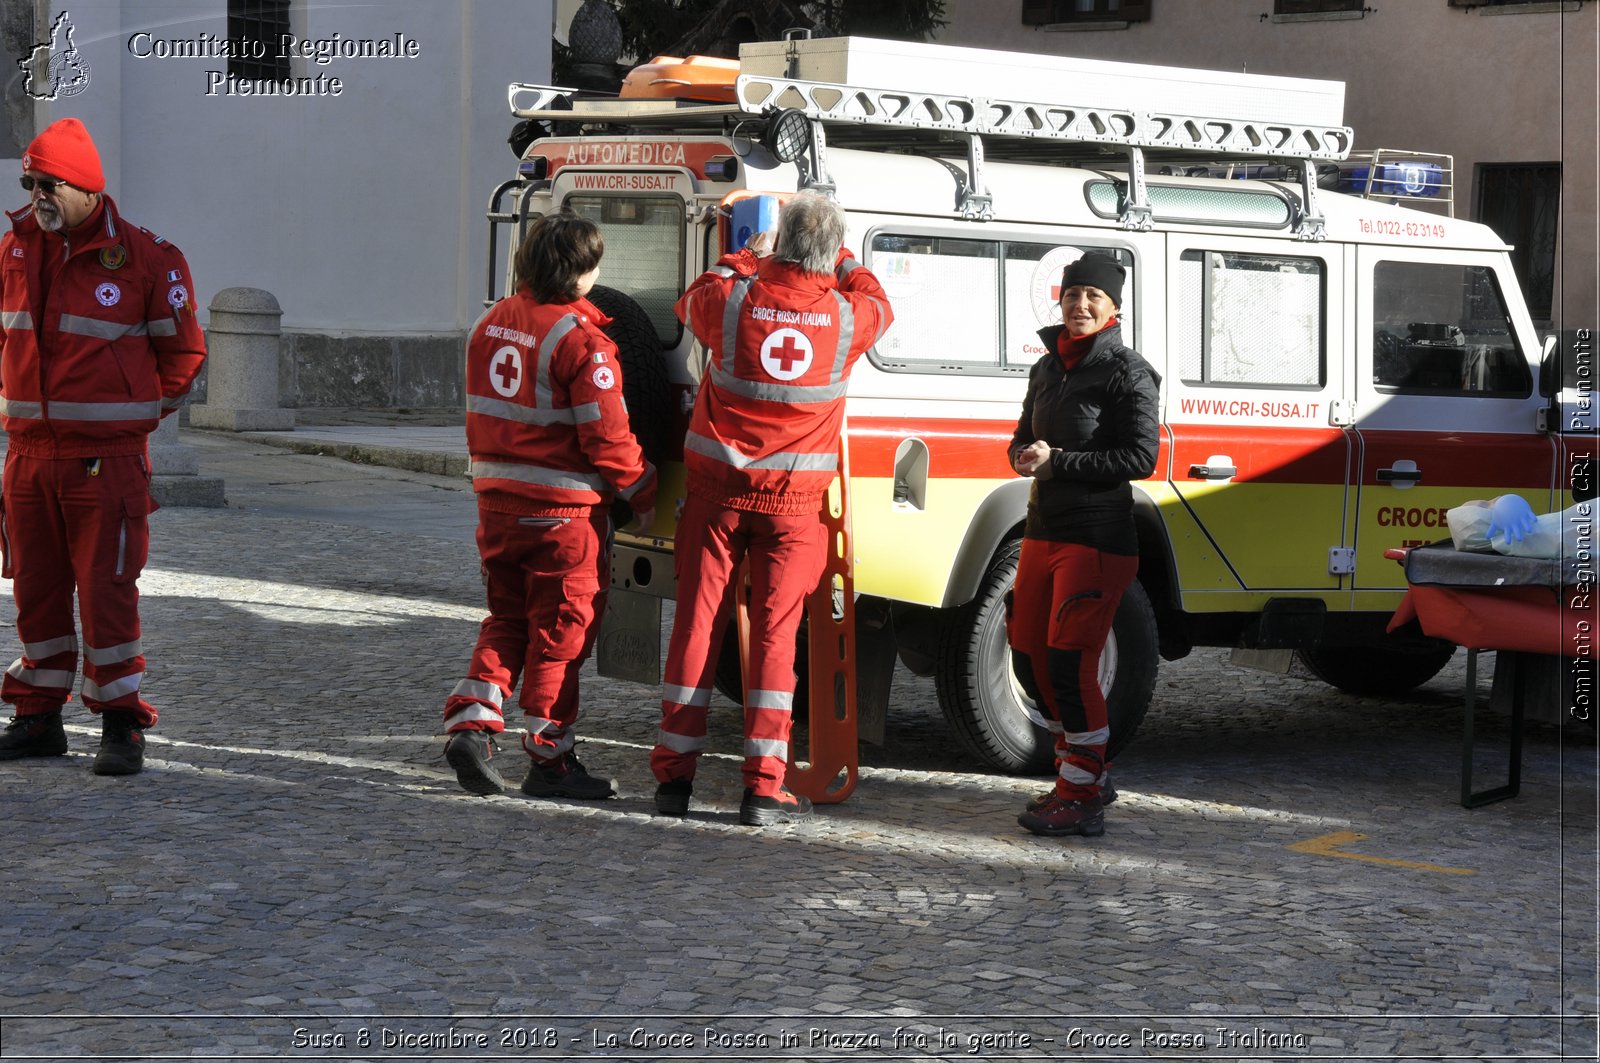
[1007,252,1160,839]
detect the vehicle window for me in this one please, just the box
[1177,250,1324,388]
[565,194,683,345]
[870,235,1134,374]
[1371,261,1530,396]
[1003,243,1135,366]
[872,236,1000,369]
[1087,180,1293,229]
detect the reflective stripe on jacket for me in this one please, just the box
[465,291,656,516]
[0,195,207,458]
[675,248,893,516]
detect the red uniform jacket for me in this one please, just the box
[674,247,893,516]
[0,196,206,458]
[466,291,656,517]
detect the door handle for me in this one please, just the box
[1377,467,1423,484]
[1188,463,1237,480]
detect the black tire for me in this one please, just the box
[585,284,672,465]
[1297,642,1455,697]
[935,539,1159,774]
[712,623,745,705]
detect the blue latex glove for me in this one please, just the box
[1486,494,1537,545]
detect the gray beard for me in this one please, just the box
[34,207,63,232]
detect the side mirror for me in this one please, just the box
[1538,333,1559,396]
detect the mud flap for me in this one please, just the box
[595,588,663,686]
[853,597,895,747]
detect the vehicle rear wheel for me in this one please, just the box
[935,539,1158,774]
[1297,642,1455,697]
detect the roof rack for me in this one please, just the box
[507,77,1351,162]
[507,38,1358,238]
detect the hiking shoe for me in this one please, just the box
[654,778,693,816]
[739,787,813,827]
[0,711,67,760]
[520,752,616,800]
[1017,794,1104,838]
[1026,777,1117,812]
[92,712,145,776]
[444,730,509,796]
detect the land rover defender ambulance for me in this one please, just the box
[486,36,1593,773]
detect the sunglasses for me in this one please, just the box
[19,175,70,195]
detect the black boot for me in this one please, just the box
[443,730,508,796]
[738,787,814,826]
[0,711,67,760]
[93,711,145,776]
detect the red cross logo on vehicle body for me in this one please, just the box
[759,328,814,381]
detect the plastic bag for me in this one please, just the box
[1448,496,1591,559]
[1493,511,1563,558]
[1446,499,1494,553]
[1494,502,1593,560]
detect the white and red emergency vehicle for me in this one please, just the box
[486,36,1594,773]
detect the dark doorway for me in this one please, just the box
[1476,163,1560,323]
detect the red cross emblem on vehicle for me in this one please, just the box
[490,345,523,398]
[759,328,813,381]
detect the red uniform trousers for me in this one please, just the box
[442,506,608,762]
[1008,539,1138,800]
[1,452,157,726]
[651,494,827,797]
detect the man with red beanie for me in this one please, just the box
[650,190,892,826]
[0,117,207,775]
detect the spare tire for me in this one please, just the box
[586,284,672,465]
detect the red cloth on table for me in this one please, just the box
[1388,583,1591,659]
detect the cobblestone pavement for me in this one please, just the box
[0,429,1595,1061]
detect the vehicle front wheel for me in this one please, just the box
[935,539,1159,774]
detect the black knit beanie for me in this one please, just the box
[1060,253,1125,308]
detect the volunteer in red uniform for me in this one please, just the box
[0,118,206,776]
[1009,253,1159,837]
[650,190,893,826]
[442,209,655,800]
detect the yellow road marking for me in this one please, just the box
[1287,831,1476,876]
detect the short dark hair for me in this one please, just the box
[515,210,604,302]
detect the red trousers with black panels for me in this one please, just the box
[651,494,827,797]
[1,452,157,726]
[443,506,608,762]
[1007,538,1138,801]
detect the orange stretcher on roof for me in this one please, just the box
[620,55,740,103]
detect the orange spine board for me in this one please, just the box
[620,54,741,103]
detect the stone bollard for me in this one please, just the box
[190,288,295,431]
[149,413,225,508]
